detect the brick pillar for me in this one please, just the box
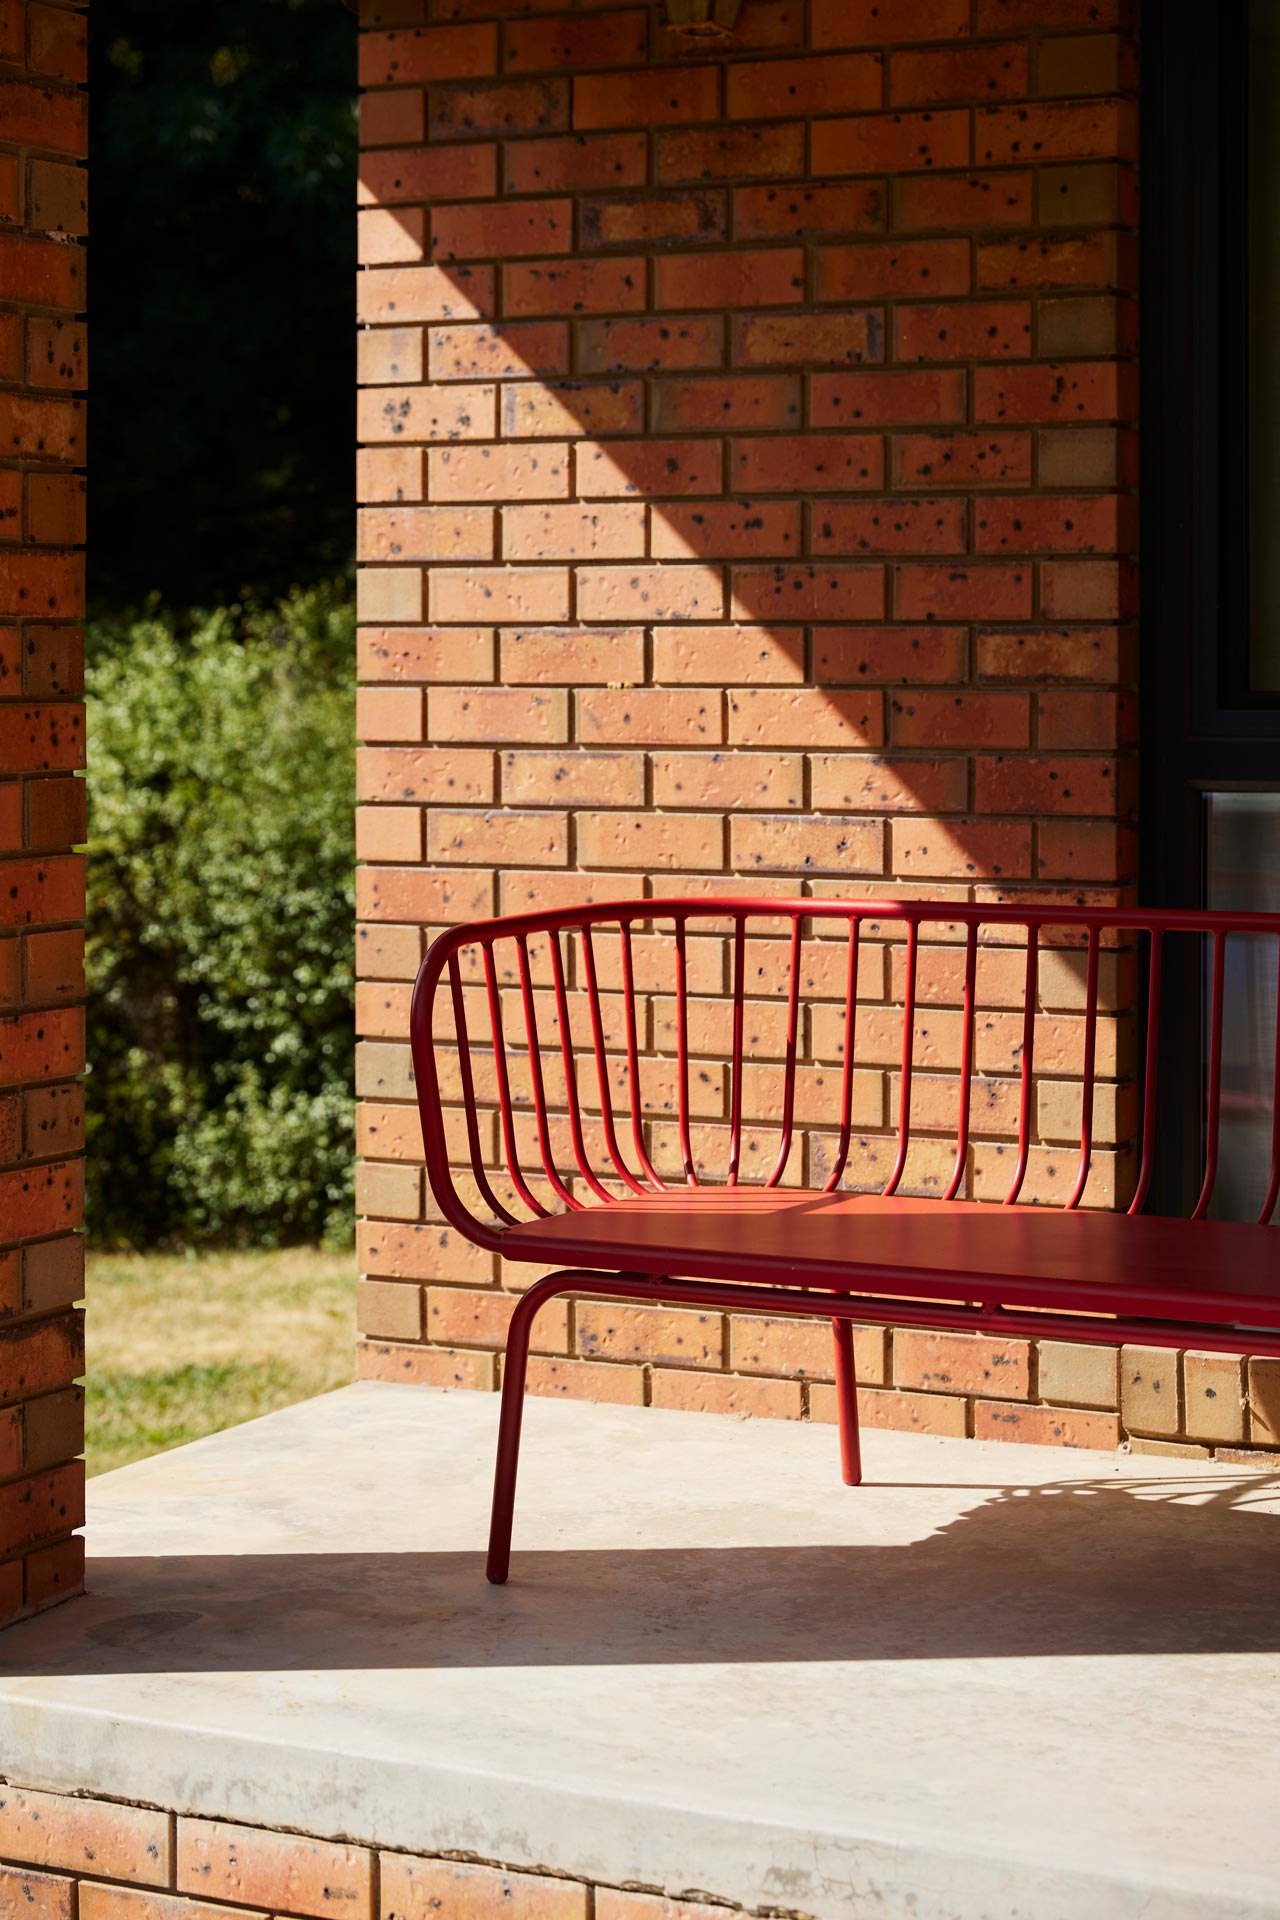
[354,1,1144,1445]
[0,0,88,1622]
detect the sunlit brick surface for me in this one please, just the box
[0,0,87,1625]
[352,0,1269,1457]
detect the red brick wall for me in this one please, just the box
[0,0,88,1623]
[351,0,1275,1457]
[0,1783,749,1920]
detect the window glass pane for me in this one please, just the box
[1204,792,1280,1219]
[1248,1,1280,694]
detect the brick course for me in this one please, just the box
[0,1788,755,1920]
[0,0,87,1626]
[355,0,1273,1459]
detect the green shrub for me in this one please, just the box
[86,583,356,1248]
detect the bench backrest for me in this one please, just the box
[409,898,1280,1250]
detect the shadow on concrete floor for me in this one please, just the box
[16,1472,1280,1674]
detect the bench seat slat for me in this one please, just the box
[503,1192,1280,1331]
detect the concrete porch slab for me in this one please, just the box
[0,1381,1278,1919]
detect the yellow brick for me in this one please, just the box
[356,1277,424,1342]
[1120,1344,1181,1437]
[1127,1438,1210,1460]
[1036,1338,1118,1410]
[1248,1357,1280,1446]
[1183,1351,1246,1446]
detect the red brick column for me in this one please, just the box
[352,1,1162,1448]
[0,0,88,1622]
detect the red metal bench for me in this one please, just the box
[408,898,1280,1582]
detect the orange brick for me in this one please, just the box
[814,109,970,176]
[890,42,1029,106]
[577,565,725,623]
[503,502,646,560]
[894,1327,1030,1399]
[811,1384,967,1436]
[730,813,883,873]
[358,1339,495,1390]
[576,437,724,498]
[524,1353,645,1404]
[973,1401,1122,1449]
[576,1299,722,1367]
[357,626,493,683]
[729,1313,885,1382]
[655,248,803,311]
[500,625,644,684]
[581,189,725,252]
[80,1890,264,1920]
[728,686,883,748]
[577,688,722,745]
[0,1787,170,1886]
[652,624,805,684]
[504,134,648,194]
[735,179,885,239]
[812,0,971,45]
[656,121,805,185]
[429,567,571,623]
[380,1855,587,1920]
[357,505,494,561]
[502,379,643,438]
[427,807,567,866]
[504,256,647,316]
[651,1368,803,1418]
[426,1286,569,1353]
[976,99,1136,166]
[895,170,1033,230]
[578,810,723,870]
[429,442,570,501]
[573,65,719,132]
[652,750,803,811]
[0,1864,74,1919]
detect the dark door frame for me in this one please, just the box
[1140,0,1280,1209]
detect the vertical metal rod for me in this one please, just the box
[516,933,578,1210]
[1129,928,1163,1214]
[832,1318,863,1486]
[727,916,746,1186]
[1004,923,1038,1206]
[883,917,919,1197]
[621,920,666,1190]
[944,921,979,1202]
[448,950,517,1225]
[822,917,861,1193]
[1065,926,1101,1211]
[482,940,548,1218]
[766,914,803,1187]
[1192,929,1226,1220]
[579,925,648,1197]
[549,932,612,1205]
[675,916,696,1185]
[1259,935,1280,1226]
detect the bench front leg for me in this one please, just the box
[487,1268,598,1586]
[832,1317,862,1486]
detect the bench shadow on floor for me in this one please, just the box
[13,1471,1280,1675]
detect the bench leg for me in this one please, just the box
[486,1287,540,1585]
[487,1270,580,1585]
[832,1318,862,1487]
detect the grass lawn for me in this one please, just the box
[85,1247,356,1478]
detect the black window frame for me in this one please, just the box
[1140,0,1280,1211]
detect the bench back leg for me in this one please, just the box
[832,1319,862,1487]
